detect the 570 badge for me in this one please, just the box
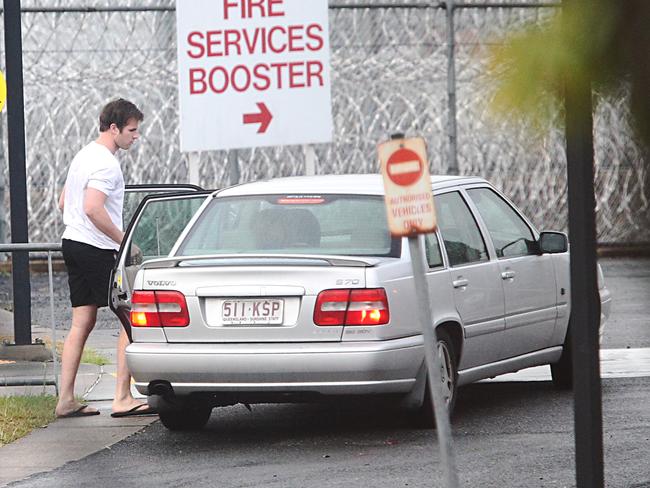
[336,279,360,286]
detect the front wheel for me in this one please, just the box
[551,326,573,390]
[412,329,458,428]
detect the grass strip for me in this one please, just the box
[37,337,110,366]
[0,395,57,446]
[80,347,110,366]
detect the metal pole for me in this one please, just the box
[0,111,6,246]
[3,0,32,345]
[565,83,604,488]
[188,152,200,186]
[444,0,459,176]
[303,144,316,176]
[47,250,58,395]
[227,149,240,186]
[563,0,603,483]
[408,236,459,488]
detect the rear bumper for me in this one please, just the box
[126,336,424,397]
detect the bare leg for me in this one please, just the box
[111,327,148,413]
[55,305,99,416]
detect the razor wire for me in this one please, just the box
[0,0,647,246]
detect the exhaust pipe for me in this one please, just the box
[148,380,174,398]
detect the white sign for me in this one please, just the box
[176,0,333,152]
[378,137,437,237]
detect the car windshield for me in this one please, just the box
[176,194,397,257]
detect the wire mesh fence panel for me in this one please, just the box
[0,1,647,245]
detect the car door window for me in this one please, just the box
[435,191,488,267]
[466,188,536,258]
[425,233,443,268]
[129,197,206,262]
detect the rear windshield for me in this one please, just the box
[176,194,399,257]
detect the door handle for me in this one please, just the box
[501,270,516,280]
[452,278,469,289]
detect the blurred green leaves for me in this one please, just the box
[487,0,650,146]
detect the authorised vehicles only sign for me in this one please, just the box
[379,136,437,236]
[176,0,333,152]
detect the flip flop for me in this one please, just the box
[57,405,100,418]
[110,404,157,418]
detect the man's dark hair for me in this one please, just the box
[99,98,144,132]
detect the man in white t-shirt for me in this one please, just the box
[55,99,154,418]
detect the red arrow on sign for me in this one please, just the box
[243,102,272,134]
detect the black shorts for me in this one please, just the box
[62,239,117,308]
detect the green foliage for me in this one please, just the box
[38,338,109,366]
[0,395,57,446]
[80,347,110,366]
[487,0,650,145]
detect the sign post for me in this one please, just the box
[379,135,459,488]
[175,0,333,153]
[3,0,33,346]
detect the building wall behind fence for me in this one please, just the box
[0,0,647,246]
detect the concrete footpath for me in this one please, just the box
[0,315,157,487]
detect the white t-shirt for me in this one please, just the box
[61,141,124,250]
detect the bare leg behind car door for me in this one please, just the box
[111,326,154,415]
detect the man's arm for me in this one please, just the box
[58,185,66,211]
[83,188,124,245]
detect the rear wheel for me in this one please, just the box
[412,329,458,428]
[551,326,573,389]
[155,397,213,431]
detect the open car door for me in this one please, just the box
[110,190,212,337]
[124,184,203,226]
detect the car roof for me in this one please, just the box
[217,174,489,197]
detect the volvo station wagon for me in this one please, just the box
[110,174,611,430]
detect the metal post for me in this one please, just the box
[408,236,459,488]
[563,1,604,481]
[303,144,316,176]
[188,151,200,186]
[47,250,58,394]
[0,113,6,245]
[227,149,240,186]
[3,0,32,345]
[444,0,459,176]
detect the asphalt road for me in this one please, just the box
[4,258,650,488]
[10,377,650,488]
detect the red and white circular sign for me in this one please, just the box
[386,148,423,187]
[379,136,437,236]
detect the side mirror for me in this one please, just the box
[539,231,568,254]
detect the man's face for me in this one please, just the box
[112,118,140,150]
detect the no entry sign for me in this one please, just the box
[379,137,437,236]
[176,0,333,152]
[386,147,424,187]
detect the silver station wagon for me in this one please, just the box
[110,174,611,430]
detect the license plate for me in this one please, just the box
[221,299,284,325]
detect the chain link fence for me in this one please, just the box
[0,0,647,246]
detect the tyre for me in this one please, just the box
[551,326,573,389]
[158,402,213,431]
[412,329,458,428]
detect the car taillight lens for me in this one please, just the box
[314,288,389,326]
[131,290,189,327]
[346,289,390,325]
[313,289,350,326]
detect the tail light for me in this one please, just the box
[314,288,389,326]
[131,290,189,327]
